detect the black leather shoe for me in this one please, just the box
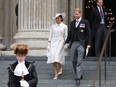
[74,75,83,81]
[75,78,80,86]
[80,75,83,79]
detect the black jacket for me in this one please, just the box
[65,18,91,48]
[89,7,108,38]
[7,61,38,87]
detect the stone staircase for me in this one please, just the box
[0,56,116,87]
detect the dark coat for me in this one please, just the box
[7,61,38,87]
[89,7,108,39]
[65,18,91,48]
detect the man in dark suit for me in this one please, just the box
[89,0,108,57]
[65,8,91,86]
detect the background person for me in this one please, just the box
[89,0,108,56]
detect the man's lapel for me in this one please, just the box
[96,7,102,18]
[77,19,83,29]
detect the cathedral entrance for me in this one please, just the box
[84,0,116,56]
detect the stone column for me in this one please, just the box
[0,0,6,50]
[11,0,59,55]
[70,0,84,21]
[75,0,84,12]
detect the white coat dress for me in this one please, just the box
[47,22,68,64]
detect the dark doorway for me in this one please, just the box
[84,0,116,56]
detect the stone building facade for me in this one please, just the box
[0,0,84,56]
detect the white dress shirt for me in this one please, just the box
[75,17,82,28]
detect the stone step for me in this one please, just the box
[0,49,69,56]
[0,60,116,87]
[1,82,116,87]
[1,50,48,56]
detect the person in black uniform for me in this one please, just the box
[7,44,38,87]
[89,0,108,56]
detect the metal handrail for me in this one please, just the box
[90,23,113,87]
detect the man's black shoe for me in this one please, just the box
[80,75,83,79]
[75,78,80,86]
[74,75,83,81]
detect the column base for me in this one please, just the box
[0,43,6,50]
[10,31,49,50]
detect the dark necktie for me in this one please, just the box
[99,7,103,18]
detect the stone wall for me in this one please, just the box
[0,0,84,56]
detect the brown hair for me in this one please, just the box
[14,44,28,56]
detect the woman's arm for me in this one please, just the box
[48,26,53,42]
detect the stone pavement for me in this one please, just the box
[0,56,116,87]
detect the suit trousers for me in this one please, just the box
[70,41,84,78]
[95,24,107,56]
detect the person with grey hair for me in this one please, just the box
[47,13,68,80]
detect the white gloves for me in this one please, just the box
[20,80,29,87]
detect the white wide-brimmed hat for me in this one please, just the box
[53,12,66,19]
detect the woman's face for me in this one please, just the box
[16,55,26,62]
[55,16,62,24]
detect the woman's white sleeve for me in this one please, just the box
[48,26,53,41]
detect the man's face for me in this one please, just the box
[97,0,103,7]
[16,55,25,62]
[74,11,81,19]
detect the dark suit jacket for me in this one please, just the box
[89,7,108,38]
[7,61,38,87]
[65,18,91,48]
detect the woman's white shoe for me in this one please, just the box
[58,68,62,75]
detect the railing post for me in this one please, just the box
[90,23,113,87]
[104,47,107,82]
[99,64,101,87]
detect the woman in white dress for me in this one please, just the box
[47,13,68,79]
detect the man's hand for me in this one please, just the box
[64,43,69,49]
